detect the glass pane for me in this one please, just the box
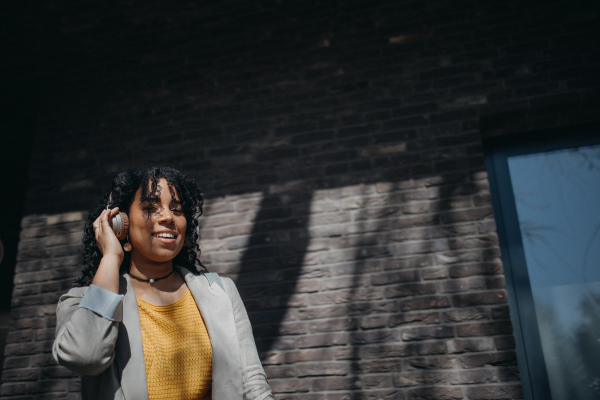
[507,144,600,400]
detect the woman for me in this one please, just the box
[53,166,274,400]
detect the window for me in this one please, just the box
[485,123,600,400]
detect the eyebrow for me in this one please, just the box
[140,197,182,205]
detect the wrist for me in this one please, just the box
[101,253,124,267]
[93,254,123,294]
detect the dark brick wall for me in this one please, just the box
[2,0,599,398]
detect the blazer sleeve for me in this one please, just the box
[222,277,275,400]
[52,285,124,376]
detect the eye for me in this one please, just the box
[171,208,183,214]
[143,205,158,214]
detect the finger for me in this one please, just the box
[93,212,105,242]
[108,207,120,218]
[101,209,111,230]
[94,211,104,234]
[93,211,103,229]
[93,213,103,235]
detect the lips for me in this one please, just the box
[154,232,176,239]
[152,230,178,243]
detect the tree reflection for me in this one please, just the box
[510,144,600,283]
[536,292,600,399]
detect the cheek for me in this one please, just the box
[178,218,188,237]
[129,214,153,238]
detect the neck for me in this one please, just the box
[129,256,174,281]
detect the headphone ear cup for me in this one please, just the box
[109,212,130,241]
[119,212,129,241]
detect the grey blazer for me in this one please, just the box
[53,266,274,400]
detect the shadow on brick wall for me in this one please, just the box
[237,191,314,353]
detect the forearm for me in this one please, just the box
[91,254,122,293]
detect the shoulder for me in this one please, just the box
[178,267,240,297]
[220,276,235,287]
[216,275,237,292]
[175,265,204,282]
[219,276,244,305]
[59,286,89,302]
[56,286,89,318]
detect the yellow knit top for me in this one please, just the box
[137,290,213,400]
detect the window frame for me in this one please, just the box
[483,121,600,400]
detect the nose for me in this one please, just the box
[158,207,174,223]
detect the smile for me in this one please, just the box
[153,233,176,239]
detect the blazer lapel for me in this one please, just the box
[116,274,149,400]
[178,267,243,399]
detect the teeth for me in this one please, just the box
[155,233,175,238]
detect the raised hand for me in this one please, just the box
[93,207,125,262]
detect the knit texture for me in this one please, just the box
[137,290,213,400]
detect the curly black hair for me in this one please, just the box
[73,165,207,287]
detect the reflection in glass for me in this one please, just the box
[508,144,600,400]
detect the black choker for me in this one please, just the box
[129,268,174,283]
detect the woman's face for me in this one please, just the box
[127,178,187,264]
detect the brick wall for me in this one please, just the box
[1,0,599,398]
[2,214,84,398]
